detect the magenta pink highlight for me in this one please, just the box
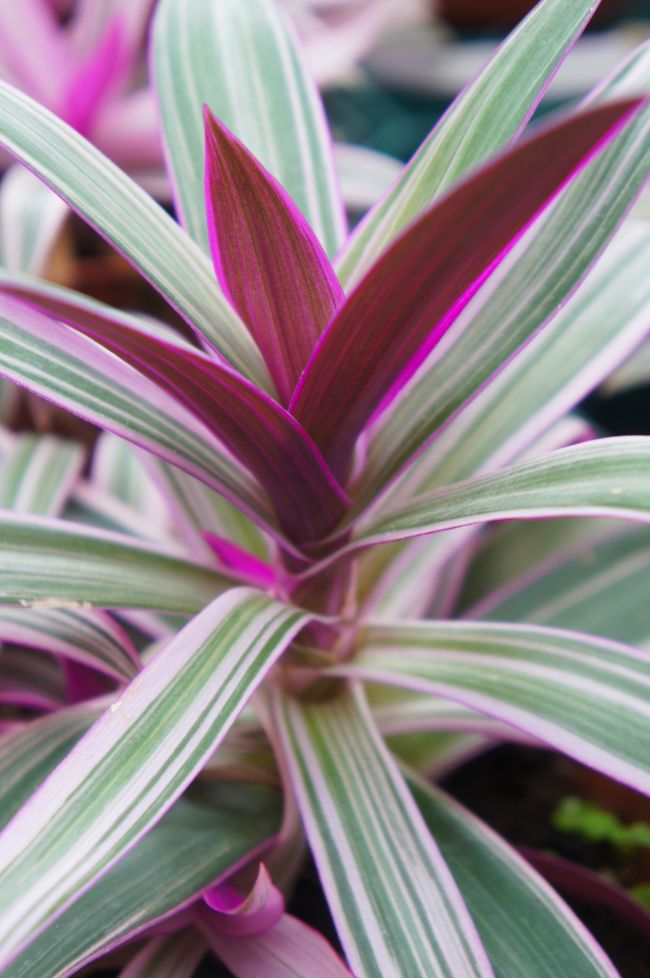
[203,534,276,590]
[63,17,132,136]
[203,865,285,937]
[289,99,643,482]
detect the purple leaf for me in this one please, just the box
[204,109,344,405]
[290,99,643,481]
[62,659,113,706]
[519,847,650,937]
[0,291,348,545]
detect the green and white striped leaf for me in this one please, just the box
[0,606,139,681]
[408,772,620,978]
[143,455,270,561]
[349,438,650,552]
[0,513,232,612]
[343,620,650,794]
[117,932,206,978]
[354,48,650,507]
[0,81,270,387]
[0,166,67,276]
[92,432,169,525]
[462,521,650,647]
[65,478,175,542]
[387,730,488,782]
[0,705,99,829]
[274,685,493,978]
[0,433,83,516]
[459,518,601,602]
[0,294,277,534]
[371,687,527,743]
[336,0,600,286]
[5,782,280,978]
[392,219,650,501]
[0,589,308,965]
[0,430,139,682]
[153,0,345,256]
[604,336,650,393]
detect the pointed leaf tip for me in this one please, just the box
[291,97,645,481]
[203,106,344,405]
[204,863,285,937]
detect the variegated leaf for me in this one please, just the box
[153,0,345,256]
[4,782,281,978]
[274,685,493,978]
[342,620,650,794]
[0,589,308,965]
[409,772,620,978]
[337,0,601,286]
[0,80,270,386]
[0,512,233,612]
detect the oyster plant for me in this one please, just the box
[0,0,648,975]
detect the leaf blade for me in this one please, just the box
[350,439,650,552]
[291,101,642,479]
[204,109,344,404]
[152,0,345,256]
[336,0,601,286]
[0,79,270,386]
[273,685,493,978]
[4,784,280,978]
[0,606,139,682]
[463,522,650,648]
[408,772,619,978]
[0,512,232,612]
[0,588,309,965]
[0,433,83,516]
[344,619,650,795]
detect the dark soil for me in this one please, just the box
[443,745,650,978]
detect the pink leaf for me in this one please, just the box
[203,864,285,937]
[91,87,163,172]
[63,16,131,136]
[204,108,344,405]
[198,906,355,977]
[0,0,72,111]
[290,99,644,481]
[203,535,276,590]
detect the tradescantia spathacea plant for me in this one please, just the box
[0,0,648,974]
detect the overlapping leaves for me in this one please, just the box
[0,0,648,976]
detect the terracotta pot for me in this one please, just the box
[438,0,631,30]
